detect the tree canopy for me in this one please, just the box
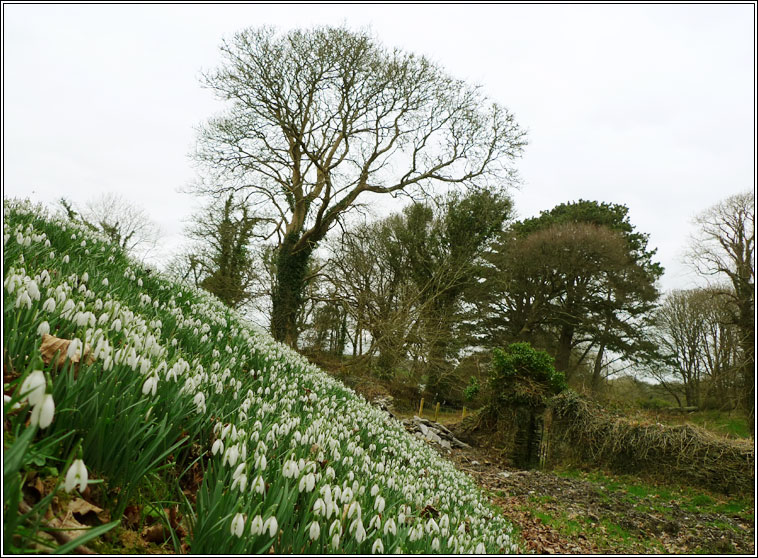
[194,25,526,345]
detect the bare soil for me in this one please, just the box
[437,432,755,554]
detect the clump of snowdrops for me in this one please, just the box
[2,198,520,554]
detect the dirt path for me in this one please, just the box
[437,441,754,554]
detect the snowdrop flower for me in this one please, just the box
[371,538,384,554]
[331,533,340,549]
[30,393,55,429]
[252,474,265,495]
[20,370,46,406]
[347,500,361,520]
[193,391,206,413]
[263,515,278,538]
[112,318,122,332]
[67,338,82,360]
[282,459,299,478]
[212,439,224,455]
[65,459,88,493]
[370,484,379,497]
[299,472,315,493]
[142,375,158,397]
[475,542,486,553]
[250,514,264,536]
[313,497,326,516]
[15,291,32,310]
[355,521,367,543]
[309,521,321,541]
[231,513,245,538]
[231,473,247,492]
[383,517,397,536]
[42,297,56,313]
[224,444,240,467]
[375,495,385,514]
[102,278,108,286]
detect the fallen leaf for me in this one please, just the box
[142,524,169,544]
[40,334,94,372]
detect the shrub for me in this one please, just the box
[489,342,567,409]
[463,376,481,401]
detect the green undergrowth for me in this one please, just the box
[555,468,753,521]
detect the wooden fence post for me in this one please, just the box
[462,406,467,420]
[419,398,424,417]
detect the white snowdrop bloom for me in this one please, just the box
[383,517,397,536]
[341,486,353,504]
[81,272,89,283]
[299,472,316,493]
[252,475,265,495]
[371,538,384,554]
[16,291,32,310]
[371,484,379,497]
[102,277,109,286]
[475,542,486,554]
[375,495,385,514]
[368,514,381,531]
[263,516,278,538]
[231,473,247,493]
[112,318,122,332]
[225,444,240,467]
[233,462,246,480]
[250,515,264,536]
[440,514,449,530]
[355,521,367,544]
[329,519,342,537]
[67,338,82,360]
[347,500,361,520]
[426,517,439,534]
[320,484,332,504]
[313,498,325,516]
[193,392,206,413]
[30,394,55,429]
[20,370,46,406]
[331,532,340,550]
[137,278,143,287]
[432,537,441,551]
[221,423,232,440]
[64,458,88,493]
[282,459,299,479]
[254,453,267,471]
[309,521,321,541]
[36,321,50,336]
[142,376,158,397]
[26,280,40,301]
[63,255,69,263]
[230,513,245,538]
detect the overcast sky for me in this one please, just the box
[3,3,755,292]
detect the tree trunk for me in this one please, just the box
[271,233,313,347]
[555,325,574,375]
[590,342,606,394]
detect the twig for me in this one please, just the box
[19,501,97,555]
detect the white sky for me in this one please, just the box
[3,3,755,293]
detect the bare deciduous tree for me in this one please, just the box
[688,190,754,419]
[59,193,160,260]
[193,25,526,346]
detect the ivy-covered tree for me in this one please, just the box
[193,26,526,347]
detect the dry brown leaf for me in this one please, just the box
[142,524,169,544]
[40,334,94,371]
